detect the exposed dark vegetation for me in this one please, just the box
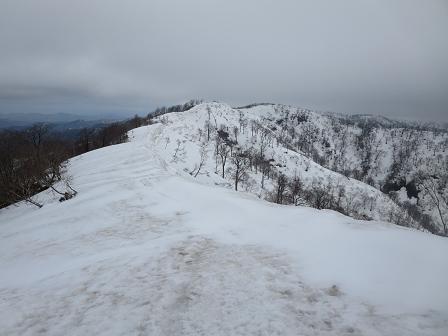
[0,115,148,208]
[0,99,204,209]
[148,99,202,119]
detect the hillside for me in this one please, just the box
[1,120,448,335]
[149,102,448,234]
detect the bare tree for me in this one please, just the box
[233,126,239,143]
[0,127,73,209]
[258,156,272,189]
[416,172,447,235]
[238,110,245,133]
[191,142,208,178]
[27,123,49,164]
[230,149,249,191]
[305,179,332,210]
[288,175,304,205]
[217,141,230,178]
[172,139,185,163]
[204,119,212,142]
[77,128,96,153]
[97,123,128,147]
[259,128,270,158]
[275,173,288,204]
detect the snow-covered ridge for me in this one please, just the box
[148,103,415,227]
[153,102,447,234]
[1,106,448,335]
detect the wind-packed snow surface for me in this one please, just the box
[1,123,448,335]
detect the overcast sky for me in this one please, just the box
[0,0,447,121]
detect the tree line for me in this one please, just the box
[0,115,147,209]
[0,98,205,209]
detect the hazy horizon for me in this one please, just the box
[1,99,447,125]
[1,0,447,122]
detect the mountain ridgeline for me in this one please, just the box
[1,100,447,236]
[147,102,448,236]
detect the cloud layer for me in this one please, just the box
[1,0,447,120]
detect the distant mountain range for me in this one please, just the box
[0,112,137,143]
[0,112,129,131]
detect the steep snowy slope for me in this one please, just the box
[1,124,448,336]
[149,102,448,233]
[151,103,409,225]
[242,103,448,233]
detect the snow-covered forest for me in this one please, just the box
[149,101,448,236]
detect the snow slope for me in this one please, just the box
[150,103,408,224]
[1,124,448,335]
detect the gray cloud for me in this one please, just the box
[0,0,447,121]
